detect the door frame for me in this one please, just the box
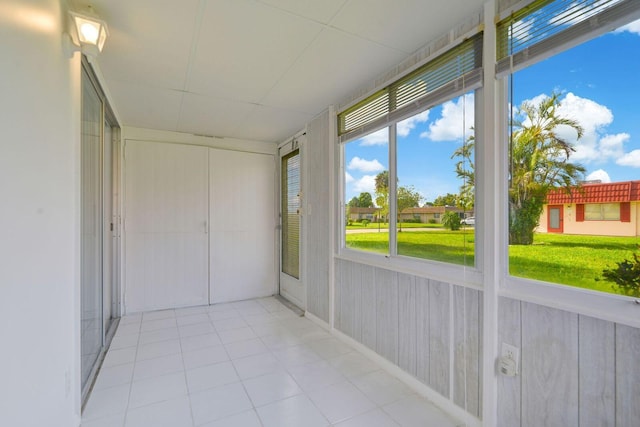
[278,133,306,309]
[80,56,121,404]
[547,205,564,233]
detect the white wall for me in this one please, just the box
[0,0,82,426]
[120,128,278,311]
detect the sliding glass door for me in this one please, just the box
[80,66,103,393]
[80,59,119,400]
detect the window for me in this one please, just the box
[395,97,475,266]
[340,34,482,267]
[585,203,620,221]
[500,0,640,296]
[344,129,389,254]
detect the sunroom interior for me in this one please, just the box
[3,0,640,426]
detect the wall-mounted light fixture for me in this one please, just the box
[64,5,109,59]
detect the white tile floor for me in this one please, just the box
[82,297,463,427]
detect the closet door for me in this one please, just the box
[124,141,209,312]
[209,149,276,303]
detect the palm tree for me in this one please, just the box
[509,92,586,245]
[452,132,475,212]
[375,171,389,224]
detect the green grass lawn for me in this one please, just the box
[346,222,443,230]
[346,229,475,265]
[345,230,638,295]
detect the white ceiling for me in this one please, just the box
[81,0,485,144]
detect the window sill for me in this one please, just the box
[501,275,640,329]
[336,247,483,289]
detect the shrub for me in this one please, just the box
[442,212,461,231]
[361,219,370,227]
[602,251,640,298]
[428,219,437,224]
[404,218,422,223]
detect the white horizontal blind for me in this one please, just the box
[281,150,300,279]
[496,0,640,76]
[338,33,483,142]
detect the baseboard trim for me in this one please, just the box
[304,310,330,330]
[329,328,482,427]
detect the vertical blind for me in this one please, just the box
[338,32,483,142]
[281,150,300,279]
[496,0,640,76]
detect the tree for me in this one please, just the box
[375,171,389,223]
[397,185,422,231]
[433,193,458,207]
[442,211,461,231]
[348,192,373,208]
[452,133,475,211]
[358,192,374,208]
[509,93,585,245]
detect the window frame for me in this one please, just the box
[339,89,483,287]
[496,0,640,328]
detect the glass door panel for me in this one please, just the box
[280,144,305,308]
[80,69,103,393]
[281,149,300,279]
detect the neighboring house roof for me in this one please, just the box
[546,180,640,204]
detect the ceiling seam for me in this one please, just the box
[324,0,411,55]
[254,0,343,27]
[175,0,207,131]
[250,0,338,112]
[255,0,408,115]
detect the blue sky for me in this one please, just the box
[345,19,640,205]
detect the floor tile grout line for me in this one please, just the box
[86,297,460,426]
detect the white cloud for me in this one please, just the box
[615,18,640,35]
[345,172,354,184]
[421,93,475,141]
[358,110,429,146]
[352,175,377,194]
[510,17,534,44]
[551,0,611,27]
[359,128,388,146]
[537,92,614,163]
[347,156,385,173]
[586,169,611,183]
[558,93,629,164]
[599,133,629,159]
[398,110,429,137]
[517,92,640,175]
[617,150,640,167]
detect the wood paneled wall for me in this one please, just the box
[498,297,640,427]
[305,111,331,322]
[335,259,483,418]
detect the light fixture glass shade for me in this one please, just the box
[70,10,109,54]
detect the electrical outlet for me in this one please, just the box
[500,343,520,376]
[502,343,519,361]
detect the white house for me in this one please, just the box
[2,1,639,426]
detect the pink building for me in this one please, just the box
[540,181,640,236]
